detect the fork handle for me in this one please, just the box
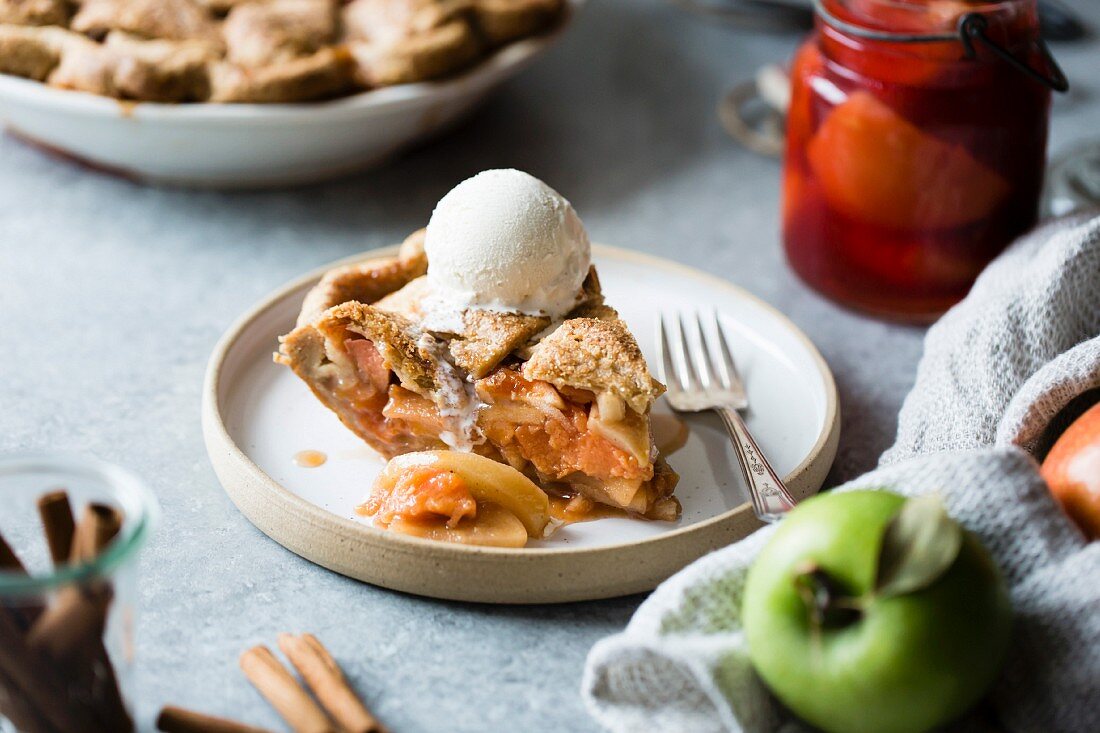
[716,406,796,522]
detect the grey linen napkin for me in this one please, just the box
[582,213,1100,733]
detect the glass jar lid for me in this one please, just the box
[814,0,1068,91]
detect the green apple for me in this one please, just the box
[742,490,1011,733]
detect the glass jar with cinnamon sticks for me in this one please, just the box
[0,455,158,733]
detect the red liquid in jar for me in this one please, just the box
[782,0,1051,321]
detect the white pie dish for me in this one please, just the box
[0,2,577,188]
[202,244,841,604]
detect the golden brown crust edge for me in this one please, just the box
[295,228,427,327]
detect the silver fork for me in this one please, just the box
[657,311,796,523]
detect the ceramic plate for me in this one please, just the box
[203,245,840,603]
[0,3,578,188]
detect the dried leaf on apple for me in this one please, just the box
[875,494,963,599]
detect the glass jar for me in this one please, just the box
[0,455,158,733]
[782,0,1064,322]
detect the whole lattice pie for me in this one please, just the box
[0,0,564,102]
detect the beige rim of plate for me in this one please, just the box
[202,245,841,604]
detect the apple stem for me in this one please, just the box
[793,562,864,631]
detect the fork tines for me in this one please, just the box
[657,311,747,410]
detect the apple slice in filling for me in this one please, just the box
[359,450,552,547]
[475,368,679,519]
[386,504,529,548]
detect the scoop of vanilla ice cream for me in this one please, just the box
[424,169,591,323]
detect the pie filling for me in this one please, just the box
[333,332,679,520]
[357,450,551,547]
[362,465,476,529]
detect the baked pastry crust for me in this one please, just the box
[277,230,681,521]
[347,17,481,87]
[208,45,353,102]
[297,228,427,326]
[0,23,69,79]
[450,308,549,379]
[71,0,221,43]
[222,0,336,67]
[0,0,565,102]
[46,30,217,100]
[0,0,70,27]
[524,312,663,416]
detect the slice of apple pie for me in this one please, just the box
[277,170,680,522]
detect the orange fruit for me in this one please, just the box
[1041,402,1100,540]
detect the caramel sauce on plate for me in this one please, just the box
[293,450,328,468]
[548,494,630,525]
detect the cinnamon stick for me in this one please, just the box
[31,495,107,692]
[51,502,134,733]
[87,636,134,733]
[278,633,388,733]
[0,667,60,733]
[26,583,112,665]
[70,503,123,563]
[240,646,335,733]
[37,490,76,565]
[0,532,56,732]
[0,529,45,629]
[156,705,275,733]
[0,533,22,571]
[0,605,106,733]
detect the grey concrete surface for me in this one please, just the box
[1,1,1097,730]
